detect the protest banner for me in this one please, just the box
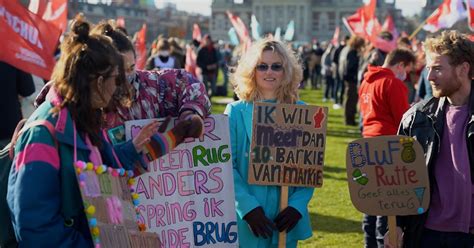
[249,102,328,247]
[346,135,430,246]
[125,115,239,248]
[74,163,160,248]
[0,0,60,80]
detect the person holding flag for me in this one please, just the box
[224,38,314,248]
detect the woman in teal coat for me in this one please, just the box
[224,38,314,248]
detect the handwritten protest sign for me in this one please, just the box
[249,102,328,187]
[125,115,238,248]
[75,163,161,248]
[345,136,430,216]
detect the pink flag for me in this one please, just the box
[226,10,251,50]
[116,16,125,28]
[382,14,399,39]
[192,23,202,42]
[423,0,467,33]
[331,26,340,46]
[185,45,198,77]
[135,24,147,70]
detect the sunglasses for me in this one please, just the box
[256,63,283,72]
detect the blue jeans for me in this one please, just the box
[420,228,474,248]
[363,214,387,248]
[334,75,345,104]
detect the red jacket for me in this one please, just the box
[358,65,409,137]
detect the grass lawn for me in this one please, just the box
[210,87,365,247]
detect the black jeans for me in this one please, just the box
[420,228,474,248]
[344,81,358,125]
[324,75,335,100]
[363,214,387,248]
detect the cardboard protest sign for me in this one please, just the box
[74,163,161,248]
[249,102,328,187]
[125,115,239,248]
[346,135,430,216]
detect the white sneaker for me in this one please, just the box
[333,104,341,109]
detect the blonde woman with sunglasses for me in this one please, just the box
[224,38,314,248]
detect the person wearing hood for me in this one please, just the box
[358,48,416,248]
[146,38,178,70]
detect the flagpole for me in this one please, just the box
[342,17,355,36]
[409,19,427,40]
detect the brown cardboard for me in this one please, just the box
[346,136,430,216]
[248,102,328,187]
[76,167,161,247]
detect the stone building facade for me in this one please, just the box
[210,0,403,43]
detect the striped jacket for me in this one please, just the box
[7,89,142,247]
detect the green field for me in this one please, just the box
[210,87,365,247]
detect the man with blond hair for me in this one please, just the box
[386,30,474,248]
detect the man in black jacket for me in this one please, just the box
[386,31,474,248]
[0,62,35,149]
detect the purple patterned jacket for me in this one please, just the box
[107,69,211,127]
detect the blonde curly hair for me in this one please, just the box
[424,30,473,78]
[231,38,302,104]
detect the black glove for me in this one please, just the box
[169,119,193,145]
[186,114,204,138]
[274,206,302,233]
[243,207,275,239]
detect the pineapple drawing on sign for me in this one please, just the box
[400,138,416,163]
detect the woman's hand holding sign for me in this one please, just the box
[243,206,275,239]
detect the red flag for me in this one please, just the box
[342,0,379,39]
[28,0,47,17]
[135,24,147,70]
[226,10,251,49]
[423,0,467,33]
[29,0,67,32]
[0,0,61,80]
[192,23,202,42]
[116,16,125,28]
[342,9,364,36]
[467,0,474,31]
[331,26,340,46]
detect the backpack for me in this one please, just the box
[0,119,55,248]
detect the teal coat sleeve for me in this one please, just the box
[224,102,261,218]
